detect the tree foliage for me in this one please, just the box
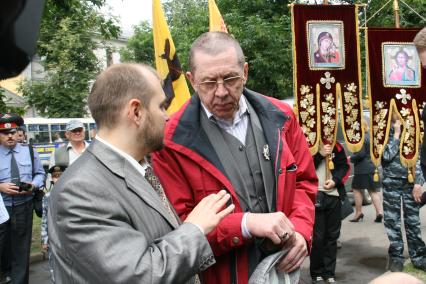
[120,21,155,64]
[364,0,426,28]
[218,0,292,97]
[20,0,120,118]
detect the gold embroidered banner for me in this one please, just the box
[367,28,426,174]
[291,4,364,155]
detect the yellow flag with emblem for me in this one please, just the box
[152,0,190,115]
[208,0,228,33]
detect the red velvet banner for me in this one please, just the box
[367,28,426,169]
[291,4,363,155]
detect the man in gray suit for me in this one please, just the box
[48,63,235,283]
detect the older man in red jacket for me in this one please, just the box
[153,32,317,284]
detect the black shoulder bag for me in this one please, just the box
[28,145,44,218]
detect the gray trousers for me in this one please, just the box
[383,181,426,265]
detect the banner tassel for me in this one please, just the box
[373,168,379,182]
[408,168,414,183]
[328,155,334,170]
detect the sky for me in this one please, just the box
[105,0,152,37]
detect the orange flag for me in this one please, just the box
[208,0,228,33]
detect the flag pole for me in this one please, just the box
[393,0,400,28]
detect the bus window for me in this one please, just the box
[89,123,97,140]
[27,124,50,144]
[51,124,67,142]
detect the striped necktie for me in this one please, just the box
[144,166,202,284]
[144,166,180,228]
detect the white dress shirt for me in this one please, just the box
[201,95,249,145]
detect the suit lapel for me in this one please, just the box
[89,140,179,229]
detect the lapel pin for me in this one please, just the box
[263,144,270,160]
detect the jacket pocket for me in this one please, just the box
[18,160,32,174]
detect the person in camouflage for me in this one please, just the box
[382,113,426,272]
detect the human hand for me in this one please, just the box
[276,232,308,272]
[17,182,34,196]
[185,190,235,235]
[393,120,401,139]
[0,183,20,195]
[412,184,422,203]
[246,212,295,245]
[42,244,49,251]
[323,179,336,189]
[319,144,332,157]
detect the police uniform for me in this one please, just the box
[0,113,45,283]
[382,127,426,271]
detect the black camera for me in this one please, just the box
[17,182,33,192]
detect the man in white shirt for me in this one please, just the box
[47,120,89,188]
[49,120,88,168]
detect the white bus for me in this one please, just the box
[22,118,96,166]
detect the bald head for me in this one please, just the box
[369,272,423,284]
[188,32,245,73]
[414,27,426,53]
[88,63,160,130]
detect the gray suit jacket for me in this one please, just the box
[48,140,215,283]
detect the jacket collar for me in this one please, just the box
[167,88,289,177]
[0,143,21,156]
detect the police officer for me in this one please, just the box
[0,113,45,284]
[382,111,426,272]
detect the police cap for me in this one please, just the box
[0,113,24,132]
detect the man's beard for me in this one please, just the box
[141,112,164,153]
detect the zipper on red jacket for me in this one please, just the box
[223,187,238,284]
[274,126,285,208]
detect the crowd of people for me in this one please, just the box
[0,28,425,284]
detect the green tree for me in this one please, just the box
[364,0,426,28]
[20,0,120,118]
[163,0,208,73]
[120,21,155,64]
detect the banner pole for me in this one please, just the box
[393,0,400,28]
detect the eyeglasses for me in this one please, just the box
[195,75,244,93]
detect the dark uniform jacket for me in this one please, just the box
[350,134,375,175]
[313,142,350,200]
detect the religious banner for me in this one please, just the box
[152,0,191,115]
[367,28,426,181]
[291,4,364,157]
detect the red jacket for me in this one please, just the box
[153,89,318,284]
